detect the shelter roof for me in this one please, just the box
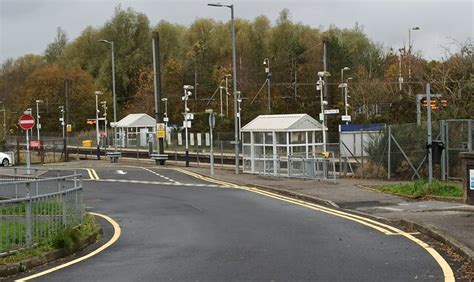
[113,113,156,128]
[241,114,324,132]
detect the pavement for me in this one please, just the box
[185,165,474,268]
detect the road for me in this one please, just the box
[13,163,448,281]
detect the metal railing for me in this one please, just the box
[0,168,84,253]
[257,153,337,183]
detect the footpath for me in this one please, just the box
[186,166,474,269]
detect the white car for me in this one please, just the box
[0,152,12,166]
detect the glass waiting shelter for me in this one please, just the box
[241,114,325,174]
[112,113,156,148]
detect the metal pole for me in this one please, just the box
[184,90,189,167]
[344,85,349,125]
[210,113,214,175]
[323,41,328,101]
[219,86,224,117]
[36,101,40,142]
[95,93,100,160]
[225,75,230,117]
[230,5,239,174]
[416,94,422,126]
[398,50,403,91]
[152,32,164,160]
[408,29,411,80]
[111,42,117,152]
[427,83,433,184]
[388,125,391,180]
[319,77,327,152]
[341,69,344,108]
[265,58,271,113]
[26,129,30,174]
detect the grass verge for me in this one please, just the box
[377,180,463,198]
[0,214,100,265]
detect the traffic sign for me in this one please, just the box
[324,109,339,115]
[66,124,72,132]
[341,115,351,121]
[18,115,35,130]
[157,123,165,138]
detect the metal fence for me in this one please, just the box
[0,168,84,253]
[256,153,337,183]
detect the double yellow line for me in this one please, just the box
[86,168,100,180]
[173,167,455,282]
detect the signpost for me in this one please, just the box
[19,114,35,174]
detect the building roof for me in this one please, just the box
[241,114,324,132]
[113,113,156,128]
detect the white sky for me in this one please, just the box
[1,0,473,63]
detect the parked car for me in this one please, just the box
[0,152,12,166]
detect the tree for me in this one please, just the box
[44,27,68,63]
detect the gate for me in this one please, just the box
[440,119,473,180]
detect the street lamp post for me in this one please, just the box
[35,100,43,142]
[208,3,240,174]
[263,58,271,113]
[317,71,330,152]
[183,85,193,167]
[95,91,103,159]
[98,39,118,153]
[408,26,420,80]
[161,97,168,128]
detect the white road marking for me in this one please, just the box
[137,167,178,183]
[95,178,225,189]
[116,170,127,175]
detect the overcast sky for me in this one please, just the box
[1,0,472,63]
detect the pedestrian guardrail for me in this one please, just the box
[0,168,84,254]
[256,153,337,183]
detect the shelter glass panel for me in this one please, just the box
[265,146,274,157]
[254,132,264,144]
[291,132,306,144]
[276,132,286,144]
[243,132,251,144]
[254,145,263,157]
[243,145,251,158]
[264,132,273,144]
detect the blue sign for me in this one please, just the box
[470,169,474,190]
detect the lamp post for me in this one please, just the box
[237,91,242,141]
[340,67,349,105]
[161,97,168,127]
[35,100,43,142]
[263,58,271,113]
[408,26,420,80]
[95,91,103,159]
[317,71,330,152]
[98,39,117,152]
[183,85,193,167]
[208,3,240,174]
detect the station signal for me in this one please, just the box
[86,119,96,125]
[421,99,448,110]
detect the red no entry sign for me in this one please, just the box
[19,114,35,130]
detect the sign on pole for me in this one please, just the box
[341,115,351,121]
[324,109,339,115]
[157,123,165,139]
[18,115,35,130]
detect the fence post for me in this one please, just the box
[440,120,446,180]
[62,178,67,228]
[387,125,391,180]
[360,129,364,178]
[14,168,18,198]
[220,140,224,167]
[26,182,32,245]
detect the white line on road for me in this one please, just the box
[95,178,225,188]
[137,167,178,183]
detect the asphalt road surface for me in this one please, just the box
[14,164,446,281]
